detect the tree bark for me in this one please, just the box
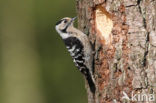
[76,0,156,103]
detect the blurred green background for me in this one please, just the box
[0,0,87,103]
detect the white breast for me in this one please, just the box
[55,26,69,39]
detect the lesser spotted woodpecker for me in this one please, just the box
[55,17,95,93]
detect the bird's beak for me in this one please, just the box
[67,17,77,27]
[71,17,77,22]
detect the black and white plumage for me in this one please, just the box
[55,17,95,93]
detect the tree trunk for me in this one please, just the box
[76,0,156,103]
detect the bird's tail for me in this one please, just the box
[85,71,96,93]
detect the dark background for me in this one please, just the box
[0,0,87,103]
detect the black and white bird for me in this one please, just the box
[55,17,95,93]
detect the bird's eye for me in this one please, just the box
[64,20,67,23]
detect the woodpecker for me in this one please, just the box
[55,17,95,93]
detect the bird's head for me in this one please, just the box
[55,17,77,34]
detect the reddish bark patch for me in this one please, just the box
[111,4,132,102]
[95,4,132,102]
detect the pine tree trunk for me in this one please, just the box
[76,0,156,103]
